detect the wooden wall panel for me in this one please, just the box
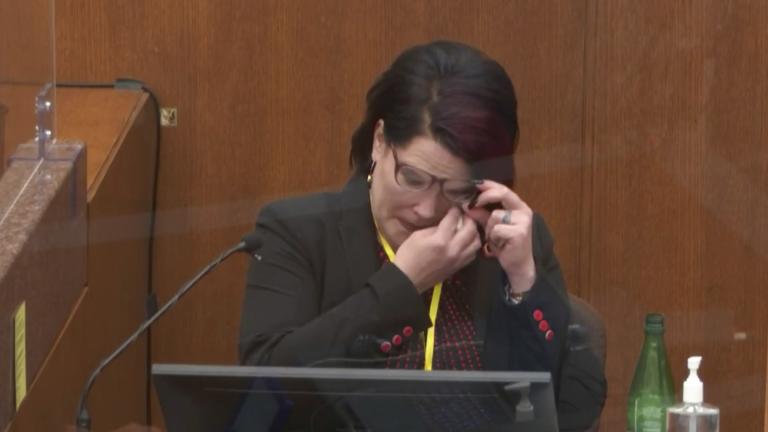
[0,0,53,83]
[59,88,156,430]
[586,1,768,430]
[0,85,38,167]
[0,0,55,165]
[72,90,157,431]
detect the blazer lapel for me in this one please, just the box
[335,175,381,294]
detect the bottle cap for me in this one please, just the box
[644,313,665,333]
[683,355,703,403]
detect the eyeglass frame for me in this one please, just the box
[389,145,480,204]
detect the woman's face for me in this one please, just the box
[369,120,472,250]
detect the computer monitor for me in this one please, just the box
[153,364,558,432]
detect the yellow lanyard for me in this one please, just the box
[375,230,442,371]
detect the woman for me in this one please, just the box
[239,41,605,431]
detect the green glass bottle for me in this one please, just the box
[627,313,675,432]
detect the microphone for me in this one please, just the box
[241,231,263,261]
[75,232,263,431]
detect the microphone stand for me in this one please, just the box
[75,238,261,431]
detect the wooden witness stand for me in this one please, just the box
[2,87,158,432]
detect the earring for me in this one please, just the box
[367,160,377,186]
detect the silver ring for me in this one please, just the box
[501,210,511,225]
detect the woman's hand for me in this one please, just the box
[394,207,482,293]
[465,180,536,294]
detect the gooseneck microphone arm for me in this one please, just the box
[75,233,262,431]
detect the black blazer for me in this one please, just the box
[239,174,606,431]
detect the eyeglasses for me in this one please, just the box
[390,146,479,204]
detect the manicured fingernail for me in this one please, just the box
[468,194,479,209]
[471,179,484,185]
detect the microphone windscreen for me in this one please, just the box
[241,232,263,253]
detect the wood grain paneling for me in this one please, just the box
[56,88,149,192]
[0,0,53,83]
[0,0,56,166]
[61,88,156,431]
[0,85,39,166]
[587,1,768,430]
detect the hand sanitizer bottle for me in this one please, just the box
[666,356,719,432]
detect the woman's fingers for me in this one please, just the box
[472,179,528,211]
[487,222,529,250]
[485,208,529,239]
[436,206,462,238]
[452,212,481,252]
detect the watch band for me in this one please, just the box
[502,281,529,305]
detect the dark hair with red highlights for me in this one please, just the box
[349,40,520,185]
